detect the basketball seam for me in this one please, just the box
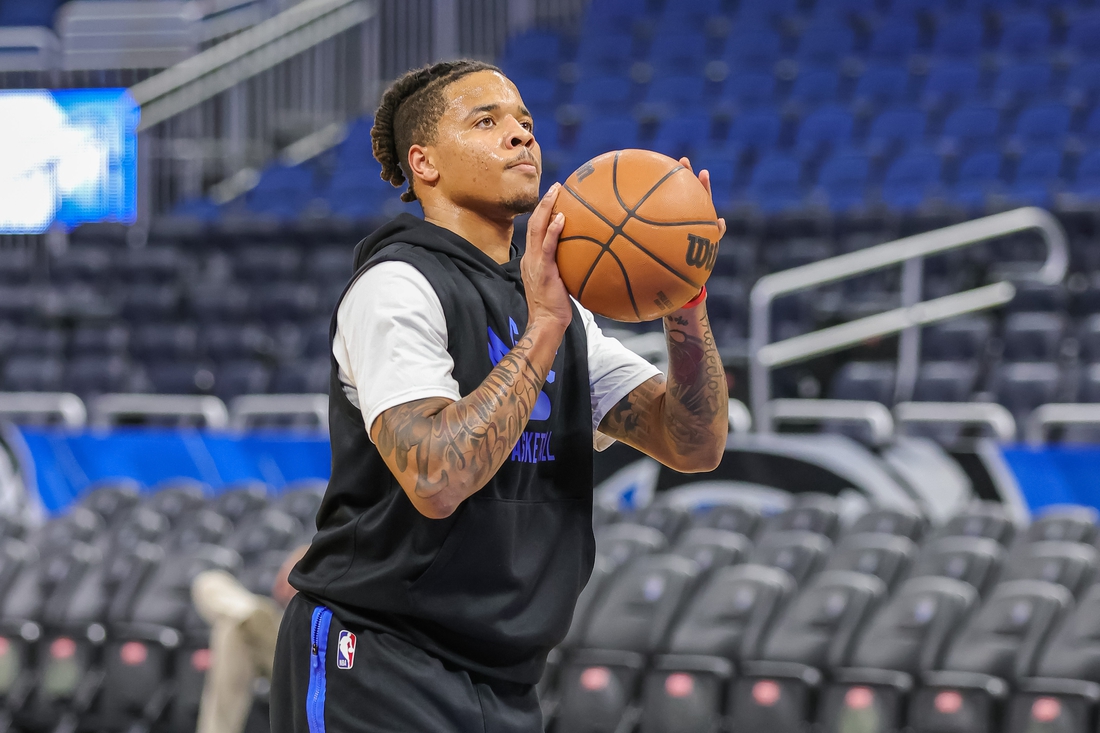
[564,233,634,312]
[562,181,703,297]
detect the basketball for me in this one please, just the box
[552,149,722,322]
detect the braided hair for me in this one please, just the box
[372,60,502,203]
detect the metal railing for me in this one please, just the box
[1026,404,1100,445]
[761,399,896,446]
[894,402,1018,443]
[229,393,328,429]
[749,207,1069,424]
[0,393,87,428]
[91,394,231,428]
[129,0,380,219]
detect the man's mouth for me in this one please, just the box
[508,158,539,174]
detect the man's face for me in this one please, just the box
[425,70,542,217]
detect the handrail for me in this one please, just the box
[0,393,87,428]
[728,398,752,435]
[229,394,329,430]
[749,207,1068,423]
[91,394,229,429]
[894,401,1018,442]
[761,399,895,446]
[1026,404,1100,445]
[130,0,375,130]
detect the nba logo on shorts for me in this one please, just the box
[337,630,356,669]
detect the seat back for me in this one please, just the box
[1020,506,1098,545]
[757,571,887,671]
[1034,582,1100,681]
[750,531,832,587]
[666,564,795,660]
[942,580,1073,681]
[595,524,669,569]
[910,536,1005,596]
[936,502,1017,545]
[692,503,762,537]
[760,494,840,540]
[670,529,751,575]
[582,554,704,654]
[999,541,1098,597]
[846,507,928,542]
[848,576,978,675]
[824,533,916,591]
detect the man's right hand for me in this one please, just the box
[522,183,572,334]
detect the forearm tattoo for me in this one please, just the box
[601,307,728,467]
[375,333,548,504]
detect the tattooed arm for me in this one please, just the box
[598,303,729,473]
[370,325,560,518]
[598,159,729,472]
[369,184,573,519]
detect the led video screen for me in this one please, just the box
[0,88,139,234]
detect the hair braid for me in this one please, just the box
[371,60,501,203]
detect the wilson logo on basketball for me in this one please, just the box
[685,234,717,271]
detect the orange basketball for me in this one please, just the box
[552,149,721,323]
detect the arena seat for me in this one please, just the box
[910,536,1005,596]
[818,576,978,733]
[908,580,1072,733]
[726,571,886,733]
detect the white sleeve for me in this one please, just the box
[333,261,461,441]
[578,300,663,451]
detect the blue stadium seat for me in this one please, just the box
[728,109,783,151]
[818,151,872,212]
[789,68,841,106]
[869,18,919,63]
[941,104,1001,152]
[991,61,1053,107]
[246,165,316,219]
[991,361,1064,424]
[515,77,558,114]
[1066,10,1100,59]
[1067,149,1100,198]
[646,74,708,106]
[3,356,64,392]
[1008,281,1069,313]
[913,361,980,402]
[1003,312,1068,361]
[0,0,60,26]
[796,19,855,67]
[1013,103,1071,146]
[737,0,799,24]
[694,155,738,206]
[998,11,1051,58]
[881,150,942,210]
[830,361,897,404]
[747,154,804,213]
[273,359,330,394]
[500,30,562,78]
[653,113,713,159]
[920,61,981,108]
[721,25,782,70]
[931,13,985,58]
[1079,317,1100,363]
[1082,105,1100,141]
[814,0,878,20]
[145,361,214,395]
[571,75,636,109]
[657,0,724,25]
[1064,60,1100,106]
[72,326,129,357]
[721,70,777,107]
[647,36,710,76]
[922,316,993,360]
[66,356,132,397]
[131,324,199,361]
[952,150,1003,209]
[890,0,952,14]
[795,104,854,157]
[574,114,639,156]
[585,0,648,34]
[575,33,635,76]
[214,360,272,400]
[854,65,911,108]
[866,106,927,153]
[1007,147,1062,206]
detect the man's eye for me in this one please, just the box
[477,117,494,128]
[521,121,533,132]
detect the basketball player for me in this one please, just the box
[271,59,729,733]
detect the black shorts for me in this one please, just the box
[270,595,543,733]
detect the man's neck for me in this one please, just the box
[424,201,514,264]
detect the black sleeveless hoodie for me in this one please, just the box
[289,214,596,685]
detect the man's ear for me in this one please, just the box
[408,144,440,188]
